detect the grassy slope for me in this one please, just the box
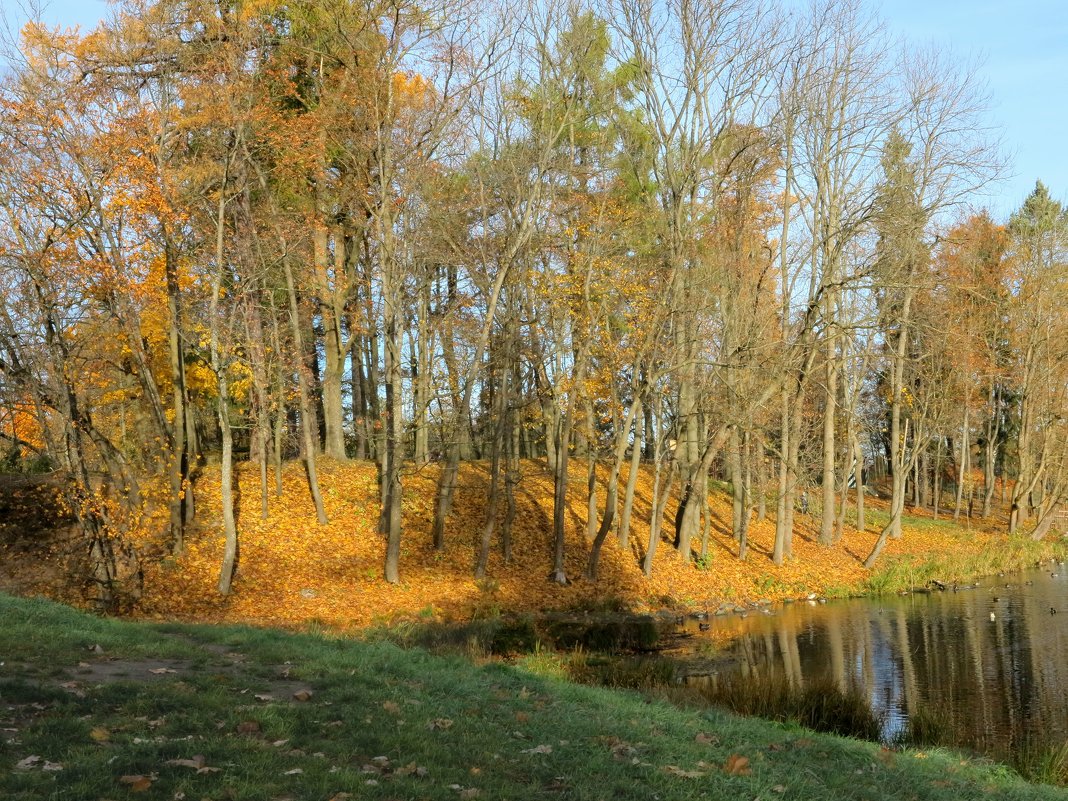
[2,593,1066,801]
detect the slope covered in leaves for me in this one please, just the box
[127,459,1061,628]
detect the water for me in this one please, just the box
[671,565,1068,760]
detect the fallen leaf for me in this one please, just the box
[521,744,553,755]
[663,765,706,778]
[15,755,41,770]
[254,693,275,702]
[428,718,453,730]
[772,784,786,793]
[514,711,529,723]
[149,667,177,675]
[723,754,751,776]
[292,689,313,702]
[283,768,303,775]
[382,701,400,714]
[459,789,481,799]
[694,731,718,745]
[236,721,261,734]
[119,774,153,792]
[90,727,110,743]
[165,755,207,770]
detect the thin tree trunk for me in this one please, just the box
[618,394,644,549]
[982,385,1000,517]
[164,240,190,554]
[587,396,642,579]
[212,180,238,596]
[954,409,969,522]
[500,384,519,563]
[739,430,752,560]
[820,330,837,546]
[756,436,767,521]
[282,256,329,525]
[317,225,348,460]
[854,434,865,531]
[475,364,510,579]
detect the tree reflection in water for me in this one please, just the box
[675,568,1068,762]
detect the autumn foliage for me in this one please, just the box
[123,459,1031,628]
[0,0,1065,619]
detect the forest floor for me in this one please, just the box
[2,459,1064,629]
[3,592,1067,801]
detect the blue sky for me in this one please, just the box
[873,0,1068,218]
[7,0,1066,219]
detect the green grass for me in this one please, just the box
[1,594,1067,801]
[667,674,885,742]
[864,528,1068,595]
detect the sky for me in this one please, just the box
[5,0,1066,220]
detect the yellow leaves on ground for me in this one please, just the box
[135,457,1018,629]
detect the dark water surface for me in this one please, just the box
[671,566,1068,759]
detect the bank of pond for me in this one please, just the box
[400,562,1068,785]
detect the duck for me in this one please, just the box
[1051,608,1058,615]
[698,622,711,632]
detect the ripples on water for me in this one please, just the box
[674,566,1068,760]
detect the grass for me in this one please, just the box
[862,516,1068,595]
[893,705,953,749]
[2,594,1068,801]
[1017,741,1068,787]
[665,674,885,742]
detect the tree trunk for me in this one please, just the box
[382,272,405,583]
[820,331,837,546]
[982,386,1000,517]
[618,394,644,549]
[317,225,348,461]
[282,256,328,525]
[164,240,191,554]
[475,364,510,579]
[212,186,238,596]
[954,409,969,522]
[854,434,865,531]
[587,396,641,580]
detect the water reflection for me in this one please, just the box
[675,567,1068,759]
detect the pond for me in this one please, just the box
[669,564,1068,762]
